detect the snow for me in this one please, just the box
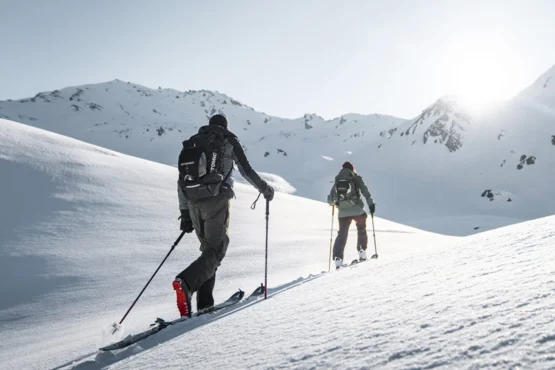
[101,217,554,370]
[108,218,555,370]
[1,64,554,369]
[516,64,555,110]
[1,118,554,369]
[3,73,555,236]
[255,172,297,195]
[0,119,445,370]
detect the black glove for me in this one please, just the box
[263,185,275,201]
[179,209,194,233]
[369,203,376,216]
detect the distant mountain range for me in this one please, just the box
[1,64,554,235]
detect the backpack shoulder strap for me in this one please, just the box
[206,129,233,184]
[351,173,360,197]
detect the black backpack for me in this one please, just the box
[334,175,359,205]
[178,129,231,201]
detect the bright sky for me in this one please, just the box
[1,0,555,119]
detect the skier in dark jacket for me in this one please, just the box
[328,162,375,268]
[173,114,274,316]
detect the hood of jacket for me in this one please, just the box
[335,167,356,180]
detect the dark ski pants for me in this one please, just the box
[333,213,368,260]
[176,195,230,311]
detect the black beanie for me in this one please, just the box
[209,114,228,129]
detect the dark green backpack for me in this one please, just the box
[334,175,359,204]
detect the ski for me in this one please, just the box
[100,287,254,351]
[350,258,367,266]
[246,283,265,300]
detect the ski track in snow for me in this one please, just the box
[74,219,555,370]
[65,273,328,369]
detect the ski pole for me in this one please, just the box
[264,199,270,299]
[117,230,186,325]
[370,214,378,259]
[328,206,335,271]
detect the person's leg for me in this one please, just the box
[354,213,368,251]
[196,271,216,311]
[176,196,230,293]
[332,216,353,260]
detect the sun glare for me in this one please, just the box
[442,32,520,110]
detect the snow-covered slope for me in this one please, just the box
[1,65,555,236]
[2,119,554,369]
[516,64,555,111]
[0,119,444,370]
[106,216,555,370]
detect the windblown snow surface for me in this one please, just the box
[103,219,555,370]
[0,119,554,370]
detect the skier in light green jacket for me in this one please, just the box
[328,162,375,268]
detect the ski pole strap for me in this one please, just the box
[251,192,262,210]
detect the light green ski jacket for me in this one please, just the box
[327,168,374,218]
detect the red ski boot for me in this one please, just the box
[172,278,192,317]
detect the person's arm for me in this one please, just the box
[229,136,271,195]
[177,164,193,231]
[177,180,188,210]
[328,183,337,205]
[355,175,374,207]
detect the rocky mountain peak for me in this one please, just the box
[396,96,472,152]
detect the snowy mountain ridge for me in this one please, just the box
[1,64,554,235]
[517,64,555,110]
[389,96,472,152]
